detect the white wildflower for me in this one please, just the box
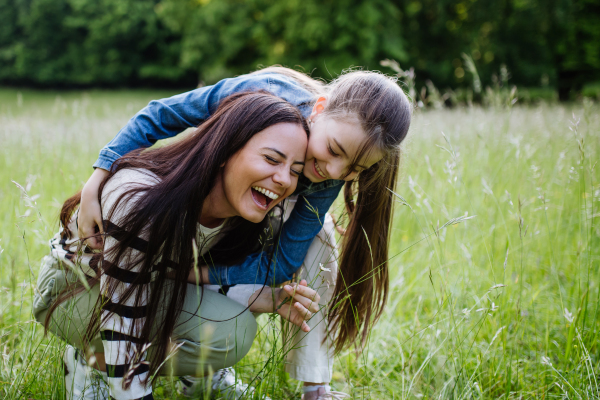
[541,356,552,366]
[564,308,574,323]
[319,263,331,272]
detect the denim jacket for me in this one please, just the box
[94,72,344,285]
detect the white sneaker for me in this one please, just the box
[63,345,109,400]
[177,367,269,399]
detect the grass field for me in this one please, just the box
[0,88,598,399]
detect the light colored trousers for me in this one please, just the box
[280,198,339,383]
[33,203,339,383]
[33,255,258,377]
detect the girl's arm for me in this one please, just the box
[79,73,312,246]
[207,182,344,286]
[79,168,109,248]
[93,74,309,171]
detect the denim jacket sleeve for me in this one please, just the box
[208,181,344,286]
[93,73,314,170]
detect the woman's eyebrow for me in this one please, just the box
[263,147,304,166]
[263,147,287,159]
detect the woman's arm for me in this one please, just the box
[196,273,321,332]
[99,170,159,400]
[207,182,344,286]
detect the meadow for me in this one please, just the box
[0,88,598,399]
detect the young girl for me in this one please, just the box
[34,92,323,400]
[78,67,412,399]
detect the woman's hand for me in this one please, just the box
[78,168,109,249]
[187,266,210,284]
[249,280,321,332]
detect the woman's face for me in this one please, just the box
[303,99,384,183]
[211,122,307,224]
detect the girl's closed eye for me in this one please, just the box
[327,143,339,157]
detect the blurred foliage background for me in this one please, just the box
[0,0,599,99]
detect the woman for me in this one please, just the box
[78,67,412,399]
[33,92,321,400]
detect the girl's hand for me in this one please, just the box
[78,168,109,249]
[249,280,321,332]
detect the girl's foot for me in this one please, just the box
[301,386,350,400]
[63,345,109,400]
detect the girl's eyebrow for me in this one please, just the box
[262,147,305,166]
[333,138,348,156]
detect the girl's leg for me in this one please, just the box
[282,213,338,384]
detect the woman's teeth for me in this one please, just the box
[315,160,327,178]
[252,186,279,200]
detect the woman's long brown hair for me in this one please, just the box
[258,66,412,353]
[46,91,309,389]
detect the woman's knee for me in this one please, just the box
[226,308,258,359]
[164,308,257,377]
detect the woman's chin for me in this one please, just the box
[238,206,267,223]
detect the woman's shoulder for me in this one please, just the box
[105,168,159,190]
[101,168,160,209]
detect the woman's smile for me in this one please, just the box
[210,122,307,223]
[250,185,281,210]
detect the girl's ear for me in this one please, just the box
[309,97,327,121]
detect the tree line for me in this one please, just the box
[0,0,598,99]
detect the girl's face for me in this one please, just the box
[303,99,384,183]
[208,122,307,224]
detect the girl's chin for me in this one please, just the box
[304,170,322,183]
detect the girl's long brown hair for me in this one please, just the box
[46,91,309,388]
[257,66,412,353]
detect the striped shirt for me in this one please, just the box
[50,168,262,400]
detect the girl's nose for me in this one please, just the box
[326,160,347,180]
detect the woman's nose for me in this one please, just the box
[273,167,292,188]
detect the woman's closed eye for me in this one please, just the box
[290,167,302,177]
[265,154,302,176]
[264,155,280,164]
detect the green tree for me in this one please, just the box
[157,0,407,83]
[0,0,194,86]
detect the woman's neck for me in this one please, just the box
[199,183,231,228]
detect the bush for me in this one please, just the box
[582,82,600,99]
[0,0,195,87]
[0,0,598,91]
